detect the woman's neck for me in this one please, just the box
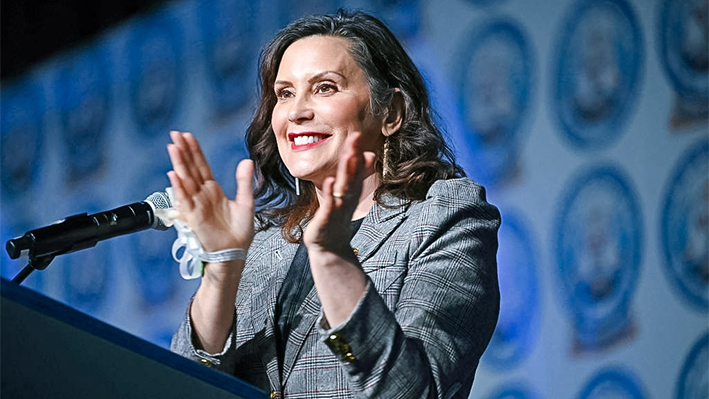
[314,172,379,221]
[352,172,378,220]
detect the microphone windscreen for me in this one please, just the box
[145,192,172,231]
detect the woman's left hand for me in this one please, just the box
[303,132,376,326]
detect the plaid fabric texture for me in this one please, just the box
[171,178,501,399]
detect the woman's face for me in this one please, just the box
[271,35,385,187]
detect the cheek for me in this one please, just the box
[328,98,370,128]
[271,104,287,135]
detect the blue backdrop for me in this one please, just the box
[1,0,707,397]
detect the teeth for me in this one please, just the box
[293,135,324,146]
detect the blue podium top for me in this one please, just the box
[1,277,267,399]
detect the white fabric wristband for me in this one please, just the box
[169,220,246,279]
[198,248,247,263]
[158,187,246,280]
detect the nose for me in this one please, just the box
[287,94,314,123]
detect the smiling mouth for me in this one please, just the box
[288,133,330,150]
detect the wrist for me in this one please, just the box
[201,260,244,287]
[199,248,247,263]
[307,243,359,266]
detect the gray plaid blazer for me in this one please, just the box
[171,177,500,399]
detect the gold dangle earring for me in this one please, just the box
[382,137,390,178]
[295,177,301,196]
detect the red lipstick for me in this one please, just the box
[288,132,331,150]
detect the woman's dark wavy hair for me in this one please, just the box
[246,9,464,242]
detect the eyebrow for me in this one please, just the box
[274,70,348,87]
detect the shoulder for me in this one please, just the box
[414,178,499,219]
[394,178,501,242]
[426,177,488,201]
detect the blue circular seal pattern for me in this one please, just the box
[200,0,258,121]
[551,0,643,151]
[0,78,44,198]
[56,47,111,185]
[554,164,643,350]
[676,332,708,399]
[660,138,708,311]
[657,0,708,103]
[456,18,534,186]
[483,210,540,370]
[128,13,183,140]
[578,367,646,399]
[485,382,541,399]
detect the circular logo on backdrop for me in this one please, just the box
[551,0,643,151]
[485,382,540,399]
[578,367,646,399]
[675,332,708,399]
[456,18,534,187]
[200,0,258,122]
[0,79,44,199]
[483,210,540,370]
[660,139,708,311]
[554,164,642,352]
[128,13,183,140]
[56,48,111,186]
[657,0,708,103]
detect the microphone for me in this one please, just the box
[5,192,172,261]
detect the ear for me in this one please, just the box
[382,89,404,137]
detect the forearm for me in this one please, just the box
[190,260,243,354]
[310,247,368,327]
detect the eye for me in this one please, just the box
[315,83,337,95]
[275,87,294,100]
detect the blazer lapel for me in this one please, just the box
[351,195,410,272]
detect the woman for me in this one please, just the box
[169,9,500,399]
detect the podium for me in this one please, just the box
[1,278,266,398]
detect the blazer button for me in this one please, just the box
[343,351,356,362]
[327,333,343,348]
[198,358,213,368]
[270,391,277,399]
[326,334,356,362]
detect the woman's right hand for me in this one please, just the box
[166,130,255,272]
